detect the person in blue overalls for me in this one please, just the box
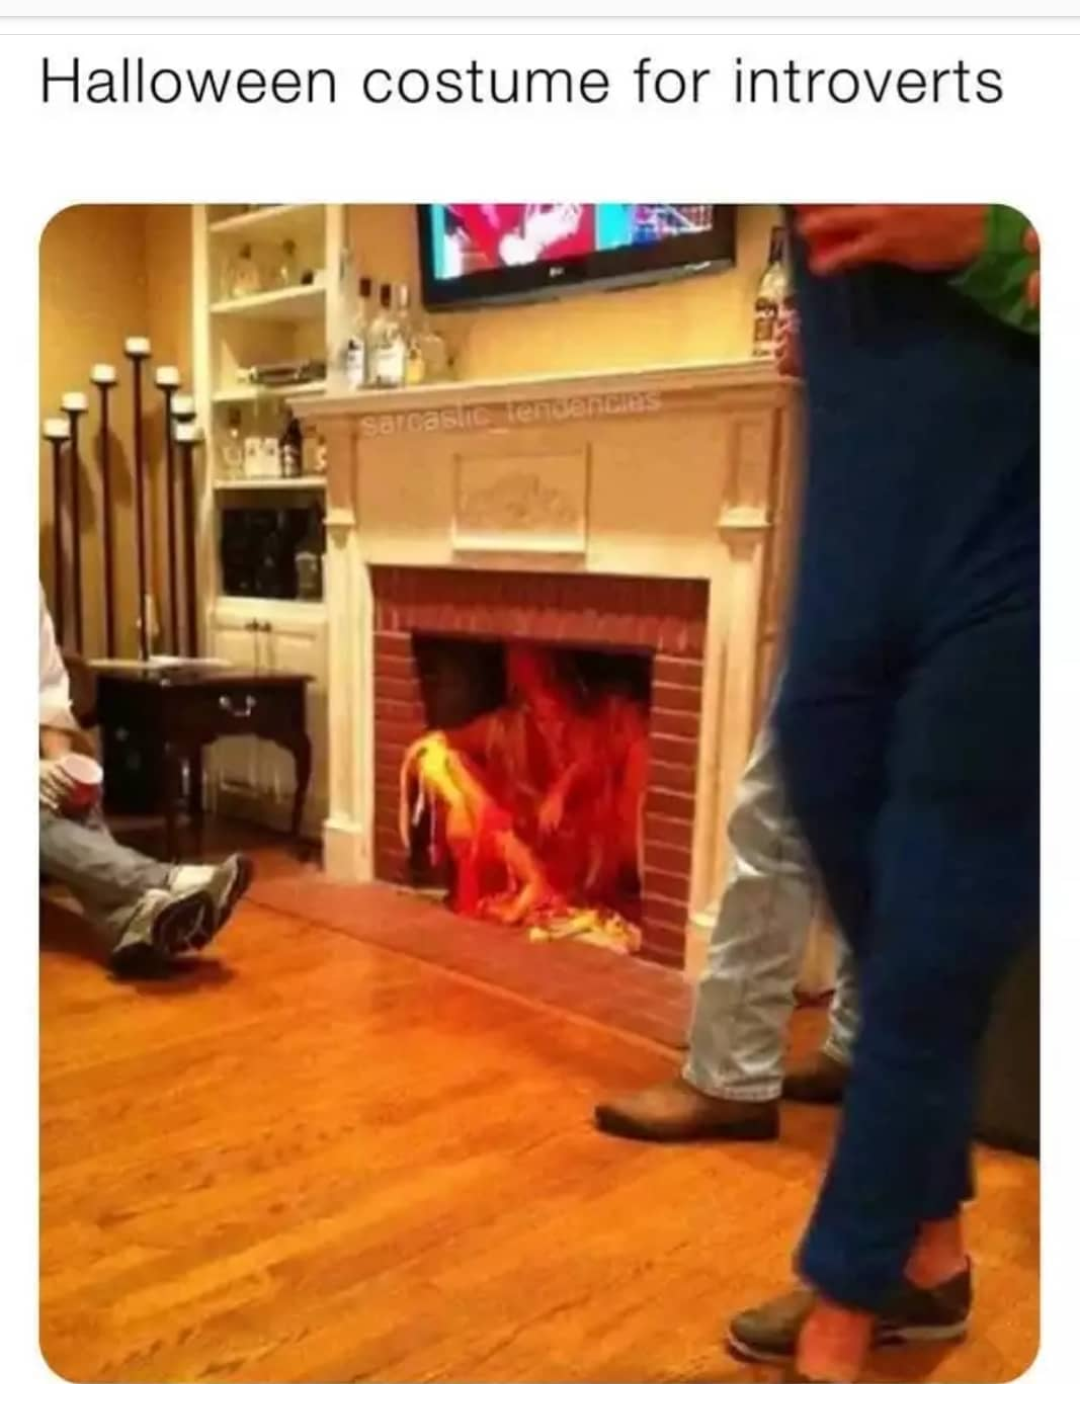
[725,205,1039,1383]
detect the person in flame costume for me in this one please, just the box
[399,645,647,948]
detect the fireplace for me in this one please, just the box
[297,360,802,977]
[371,567,707,965]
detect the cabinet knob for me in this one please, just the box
[218,693,257,719]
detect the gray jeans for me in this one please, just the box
[40,810,170,947]
[683,723,859,1102]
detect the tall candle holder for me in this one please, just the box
[43,418,70,648]
[155,366,182,654]
[91,364,119,658]
[124,337,152,660]
[61,391,89,654]
[174,422,203,658]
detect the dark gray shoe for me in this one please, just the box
[727,1265,973,1366]
[205,853,254,931]
[109,887,215,977]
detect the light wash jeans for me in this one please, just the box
[683,722,859,1103]
[40,809,171,947]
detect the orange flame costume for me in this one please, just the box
[399,646,647,949]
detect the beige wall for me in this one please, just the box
[40,204,193,658]
[347,204,778,380]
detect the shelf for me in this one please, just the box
[210,283,326,323]
[214,477,327,492]
[214,595,327,618]
[208,205,325,240]
[212,381,326,405]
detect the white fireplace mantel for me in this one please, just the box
[296,360,803,978]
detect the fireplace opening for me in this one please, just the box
[399,635,652,951]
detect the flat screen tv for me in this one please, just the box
[417,203,736,310]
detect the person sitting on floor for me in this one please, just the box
[39,586,252,976]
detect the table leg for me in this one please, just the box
[162,743,183,861]
[281,731,312,857]
[190,747,205,855]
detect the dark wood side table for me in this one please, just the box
[95,665,313,860]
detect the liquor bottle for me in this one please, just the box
[227,242,261,300]
[752,225,791,361]
[370,282,406,388]
[219,407,244,478]
[272,238,300,289]
[345,276,373,391]
[417,320,449,382]
[279,414,303,480]
[399,284,425,386]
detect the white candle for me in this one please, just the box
[154,365,181,388]
[173,422,203,444]
[43,417,69,440]
[124,336,151,356]
[90,363,117,385]
[172,395,196,419]
[61,391,89,413]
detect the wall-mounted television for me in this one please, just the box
[417,204,736,311]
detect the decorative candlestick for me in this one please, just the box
[174,421,202,658]
[155,366,182,654]
[61,391,89,654]
[91,364,119,658]
[124,337,152,660]
[43,418,70,648]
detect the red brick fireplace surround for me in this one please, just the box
[297,360,804,983]
[371,566,708,967]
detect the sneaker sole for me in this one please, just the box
[726,1320,968,1367]
[216,854,254,930]
[154,890,216,954]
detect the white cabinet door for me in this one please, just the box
[259,606,328,836]
[207,607,264,813]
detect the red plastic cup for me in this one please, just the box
[60,753,104,814]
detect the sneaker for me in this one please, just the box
[171,853,254,932]
[594,1077,779,1143]
[109,886,214,977]
[726,1265,973,1366]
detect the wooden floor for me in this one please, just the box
[40,848,1039,1383]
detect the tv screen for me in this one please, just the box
[417,204,735,310]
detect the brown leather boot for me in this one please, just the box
[594,1076,779,1142]
[782,1050,851,1105]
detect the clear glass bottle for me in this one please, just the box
[228,242,261,300]
[370,282,406,388]
[399,284,425,386]
[218,407,244,478]
[752,225,791,361]
[345,276,374,391]
[273,238,300,289]
[416,318,449,382]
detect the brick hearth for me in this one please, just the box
[371,566,708,967]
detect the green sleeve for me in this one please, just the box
[949,205,1039,336]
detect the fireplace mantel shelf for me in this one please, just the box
[295,358,796,420]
